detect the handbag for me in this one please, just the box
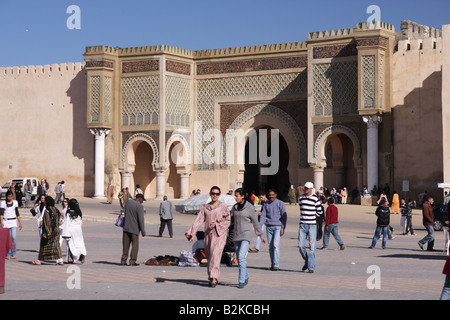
[115,211,124,227]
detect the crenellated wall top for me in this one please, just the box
[0,62,85,76]
[308,21,396,41]
[85,42,308,60]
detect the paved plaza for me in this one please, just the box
[1,197,448,301]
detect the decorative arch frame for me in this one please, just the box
[313,125,362,168]
[225,103,307,168]
[165,133,192,173]
[121,133,159,172]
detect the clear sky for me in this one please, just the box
[1,0,449,67]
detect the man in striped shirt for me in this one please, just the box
[298,182,323,273]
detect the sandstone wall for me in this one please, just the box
[392,22,443,202]
[0,63,94,197]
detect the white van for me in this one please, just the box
[1,178,39,200]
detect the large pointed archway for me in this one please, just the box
[243,125,291,200]
[225,104,306,198]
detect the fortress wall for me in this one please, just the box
[392,21,444,202]
[0,63,94,197]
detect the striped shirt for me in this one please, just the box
[298,194,323,224]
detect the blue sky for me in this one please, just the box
[1,0,449,67]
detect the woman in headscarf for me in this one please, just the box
[32,197,63,265]
[61,199,87,264]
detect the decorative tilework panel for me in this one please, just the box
[362,55,376,109]
[121,76,159,126]
[89,76,100,122]
[165,76,191,127]
[379,54,384,109]
[312,62,358,116]
[196,72,307,169]
[104,76,112,123]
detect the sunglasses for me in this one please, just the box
[210,192,220,196]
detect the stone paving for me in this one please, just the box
[1,198,448,301]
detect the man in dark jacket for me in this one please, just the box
[369,199,390,249]
[121,194,146,266]
[418,196,435,251]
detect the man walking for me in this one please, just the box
[298,182,323,273]
[259,189,287,271]
[54,182,62,204]
[159,195,173,238]
[121,194,146,266]
[369,199,390,249]
[418,196,435,251]
[322,197,344,250]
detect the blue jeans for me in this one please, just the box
[253,224,266,250]
[371,226,388,248]
[8,227,17,256]
[234,240,250,284]
[441,275,450,300]
[323,223,343,248]
[419,225,435,246]
[266,225,282,268]
[298,224,317,271]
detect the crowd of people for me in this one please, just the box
[0,179,86,266]
[2,179,450,298]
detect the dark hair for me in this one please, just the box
[234,188,253,204]
[267,188,277,195]
[45,196,55,208]
[136,194,145,200]
[210,186,221,194]
[69,198,82,219]
[5,190,13,198]
[234,188,244,196]
[379,199,386,205]
[328,197,335,204]
[196,231,204,240]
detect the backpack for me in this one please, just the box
[194,248,207,264]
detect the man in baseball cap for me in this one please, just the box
[298,181,323,273]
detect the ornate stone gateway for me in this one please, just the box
[84,21,398,199]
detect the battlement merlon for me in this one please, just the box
[0,62,85,76]
[400,20,442,40]
[397,21,443,52]
[308,21,397,42]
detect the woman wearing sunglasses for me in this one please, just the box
[186,186,231,287]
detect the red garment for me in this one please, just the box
[325,204,339,226]
[444,256,450,275]
[422,202,434,226]
[0,228,14,287]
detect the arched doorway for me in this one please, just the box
[166,142,183,199]
[130,141,156,200]
[121,133,159,199]
[313,125,362,194]
[243,125,291,201]
[323,133,356,190]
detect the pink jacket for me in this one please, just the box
[187,202,231,238]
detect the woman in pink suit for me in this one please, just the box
[186,186,231,287]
